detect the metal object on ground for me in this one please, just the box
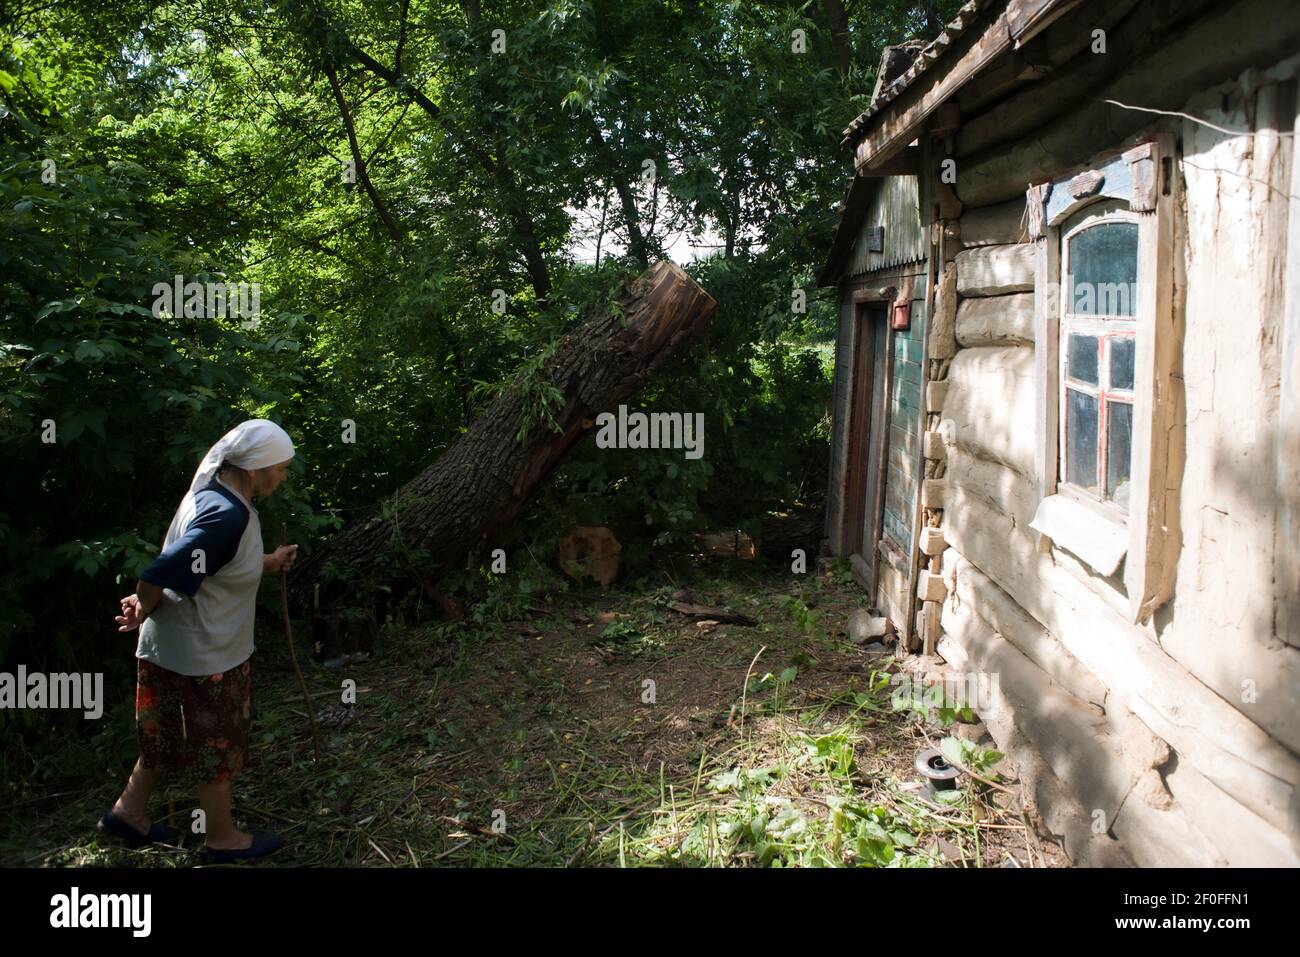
[915,747,961,799]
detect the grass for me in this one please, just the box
[0,560,1060,868]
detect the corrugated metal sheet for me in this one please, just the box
[848,176,925,275]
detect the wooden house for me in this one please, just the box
[819,0,1300,865]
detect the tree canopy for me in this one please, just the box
[0,0,960,781]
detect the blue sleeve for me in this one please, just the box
[139,497,248,597]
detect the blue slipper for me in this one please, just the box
[98,811,181,847]
[198,831,285,864]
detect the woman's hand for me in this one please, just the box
[115,594,148,632]
[264,544,298,574]
[116,582,163,632]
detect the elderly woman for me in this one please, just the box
[105,419,300,863]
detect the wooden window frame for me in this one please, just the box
[1029,134,1182,624]
[1057,204,1139,522]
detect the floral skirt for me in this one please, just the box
[136,656,252,785]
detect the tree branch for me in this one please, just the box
[584,114,651,269]
[324,60,404,244]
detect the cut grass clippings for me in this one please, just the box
[0,561,1064,868]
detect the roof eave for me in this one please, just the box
[842,0,1081,173]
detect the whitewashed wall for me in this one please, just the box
[933,55,1300,866]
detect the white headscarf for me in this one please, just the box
[159,418,296,547]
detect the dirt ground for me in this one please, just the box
[2,560,1068,868]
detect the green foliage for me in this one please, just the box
[0,0,964,792]
[890,681,975,728]
[698,752,939,868]
[827,557,855,587]
[940,735,1005,779]
[784,596,827,642]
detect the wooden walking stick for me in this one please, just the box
[280,523,323,758]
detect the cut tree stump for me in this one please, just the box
[758,507,824,562]
[558,524,622,585]
[290,260,719,612]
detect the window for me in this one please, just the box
[1026,135,1182,624]
[1059,203,1139,516]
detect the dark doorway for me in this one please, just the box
[842,301,891,590]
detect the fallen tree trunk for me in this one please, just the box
[758,507,824,562]
[290,260,719,612]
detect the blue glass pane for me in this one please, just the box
[1069,222,1139,316]
[1110,337,1135,390]
[1068,334,1099,385]
[1066,389,1099,494]
[1107,401,1133,511]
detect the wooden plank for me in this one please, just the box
[889,440,918,471]
[841,304,875,556]
[825,289,852,554]
[1279,85,1300,648]
[920,600,943,656]
[955,243,1035,296]
[892,360,923,386]
[955,0,1195,159]
[878,536,910,575]
[956,0,1299,206]
[1123,134,1178,623]
[886,476,916,512]
[960,197,1030,247]
[849,551,873,592]
[956,292,1036,346]
[1007,0,1083,47]
[887,444,915,479]
[893,335,924,362]
[917,571,947,602]
[1030,494,1127,576]
[889,419,919,446]
[884,484,908,518]
[903,162,941,655]
[892,374,921,403]
[929,261,958,361]
[849,178,928,275]
[924,430,947,462]
[920,526,947,556]
[884,517,911,548]
[852,284,897,303]
[883,518,912,554]
[922,478,946,509]
[1032,232,1060,550]
[886,452,915,482]
[861,145,920,176]
[864,313,893,595]
[926,379,949,412]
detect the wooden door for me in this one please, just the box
[842,302,891,589]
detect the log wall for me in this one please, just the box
[926,29,1300,865]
